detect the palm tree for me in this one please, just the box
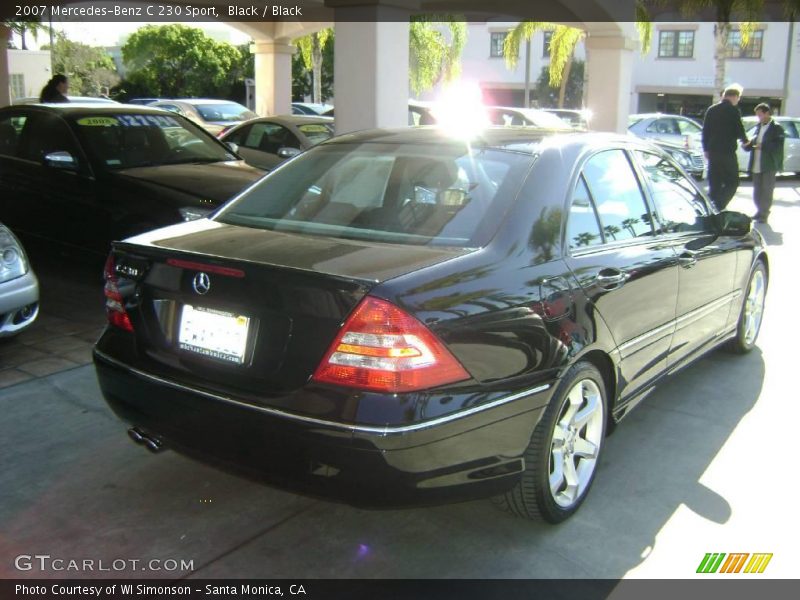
[295,28,333,104]
[574,232,599,247]
[503,16,654,109]
[621,217,640,237]
[603,225,622,241]
[5,18,49,50]
[409,16,467,96]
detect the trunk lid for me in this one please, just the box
[114,219,471,396]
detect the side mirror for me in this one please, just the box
[714,210,752,237]
[225,142,239,154]
[43,151,78,171]
[277,146,301,159]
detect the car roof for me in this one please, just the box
[164,99,245,105]
[247,115,334,127]
[4,103,180,115]
[629,113,696,120]
[323,126,638,153]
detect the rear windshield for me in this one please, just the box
[214,142,533,247]
[195,103,256,122]
[297,123,334,145]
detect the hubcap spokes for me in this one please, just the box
[549,379,603,508]
[743,270,766,345]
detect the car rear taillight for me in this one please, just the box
[104,254,133,332]
[312,297,470,393]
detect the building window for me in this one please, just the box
[658,30,694,58]
[725,29,764,59]
[543,31,553,58]
[10,74,25,100]
[490,32,507,58]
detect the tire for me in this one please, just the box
[495,361,608,523]
[724,262,768,354]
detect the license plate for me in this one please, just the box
[178,304,251,364]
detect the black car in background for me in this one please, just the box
[93,128,767,523]
[0,104,264,254]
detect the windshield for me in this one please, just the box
[215,142,533,247]
[298,123,334,145]
[194,103,256,123]
[71,113,235,169]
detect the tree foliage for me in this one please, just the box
[292,38,333,101]
[294,28,333,103]
[534,60,585,109]
[409,16,467,96]
[42,33,119,96]
[119,25,243,98]
[4,18,49,50]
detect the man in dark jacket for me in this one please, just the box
[743,103,785,224]
[702,84,748,210]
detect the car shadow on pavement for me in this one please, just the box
[0,345,765,579]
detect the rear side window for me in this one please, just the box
[567,176,603,250]
[581,150,654,242]
[634,151,711,234]
[215,142,532,247]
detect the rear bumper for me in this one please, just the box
[0,270,39,337]
[93,349,552,505]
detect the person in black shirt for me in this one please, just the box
[701,84,748,210]
[39,74,70,103]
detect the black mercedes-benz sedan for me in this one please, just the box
[0,104,263,254]
[93,127,768,523]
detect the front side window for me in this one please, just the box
[581,150,653,243]
[567,176,603,250]
[490,32,508,58]
[782,121,799,139]
[242,122,301,153]
[725,29,764,59]
[634,151,711,234]
[215,142,532,247]
[71,113,234,170]
[0,114,27,158]
[646,118,680,135]
[658,30,695,58]
[676,118,702,135]
[19,113,80,164]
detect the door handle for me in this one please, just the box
[679,252,698,269]
[595,269,628,288]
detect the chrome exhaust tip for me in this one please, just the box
[127,427,165,453]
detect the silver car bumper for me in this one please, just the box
[0,270,39,337]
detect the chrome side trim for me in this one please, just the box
[93,350,551,436]
[618,320,675,354]
[675,290,741,329]
[617,290,742,354]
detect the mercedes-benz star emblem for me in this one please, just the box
[192,272,211,295]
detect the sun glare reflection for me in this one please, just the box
[429,80,490,140]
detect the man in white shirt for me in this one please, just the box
[743,104,785,224]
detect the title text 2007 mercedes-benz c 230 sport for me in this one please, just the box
[93,128,767,523]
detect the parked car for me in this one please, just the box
[323,101,437,126]
[292,102,334,116]
[0,222,38,337]
[736,115,800,175]
[13,96,119,105]
[220,115,334,171]
[650,138,706,179]
[149,99,257,136]
[487,106,573,130]
[628,113,703,150]
[93,127,767,523]
[0,104,264,254]
[541,108,592,130]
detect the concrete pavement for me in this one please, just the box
[0,179,798,579]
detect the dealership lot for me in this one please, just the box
[0,180,798,579]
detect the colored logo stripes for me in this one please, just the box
[697,553,773,574]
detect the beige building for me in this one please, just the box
[6,50,51,102]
